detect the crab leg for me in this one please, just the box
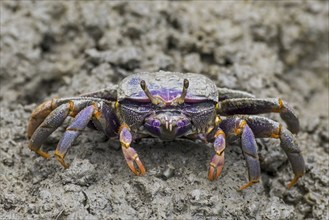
[208,128,226,181]
[238,120,261,190]
[217,118,261,190]
[28,97,109,138]
[242,115,305,189]
[27,99,57,139]
[119,124,145,176]
[221,116,305,189]
[218,98,300,134]
[28,99,98,158]
[29,103,71,158]
[54,105,97,168]
[218,88,255,101]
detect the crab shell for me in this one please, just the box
[117,71,218,103]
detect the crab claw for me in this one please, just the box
[208,129,226,181]
[120,124,145,175]
[122,146,145,176]
[208,151,225,181]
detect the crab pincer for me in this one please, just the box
[208,129,226,181]
[119,124,145,175]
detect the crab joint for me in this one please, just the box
[234,120,247,135]
[215,116,222,126]
[119,124,132,148]
[214,129,225,138]
[271,124,282,139]
[54,150,70,169]
[29,144,50,159]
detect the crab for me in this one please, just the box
[27,71,305,190]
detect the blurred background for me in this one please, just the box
[0,1,328,219]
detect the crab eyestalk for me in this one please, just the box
[140,80,166,106]
[171,79,189,106]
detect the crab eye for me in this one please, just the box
[152,120,161,127]
[177,120,186,127]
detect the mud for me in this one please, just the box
[0,1,328,219]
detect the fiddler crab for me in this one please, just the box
[27,71,305,190]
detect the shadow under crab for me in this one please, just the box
[27,71,305,190]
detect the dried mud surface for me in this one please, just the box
[0,1,328,219]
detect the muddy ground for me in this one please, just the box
[0,1,328,219]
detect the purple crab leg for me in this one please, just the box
[83,100,120,136]
[239,121,261,190]
[221,116,305,189]
[208,128,226,181]
[215,118,261,190]
[90,102,120,138]
[242,115,305,189]
[28,99,102,158]
[218,88,255,101]
[218,98,300,134]
[28,97,110,138]
[119,124,145,176]
[54,105,96,168]
[29,103,71,159]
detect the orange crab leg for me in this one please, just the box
[27,99,57,139]
[28,103,71,158]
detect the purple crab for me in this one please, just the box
[27,71,305,190]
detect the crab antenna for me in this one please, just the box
[172,79,189,105]
[140,80,162,105]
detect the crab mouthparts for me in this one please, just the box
[144,111,191,141]
[164,116,174,132]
